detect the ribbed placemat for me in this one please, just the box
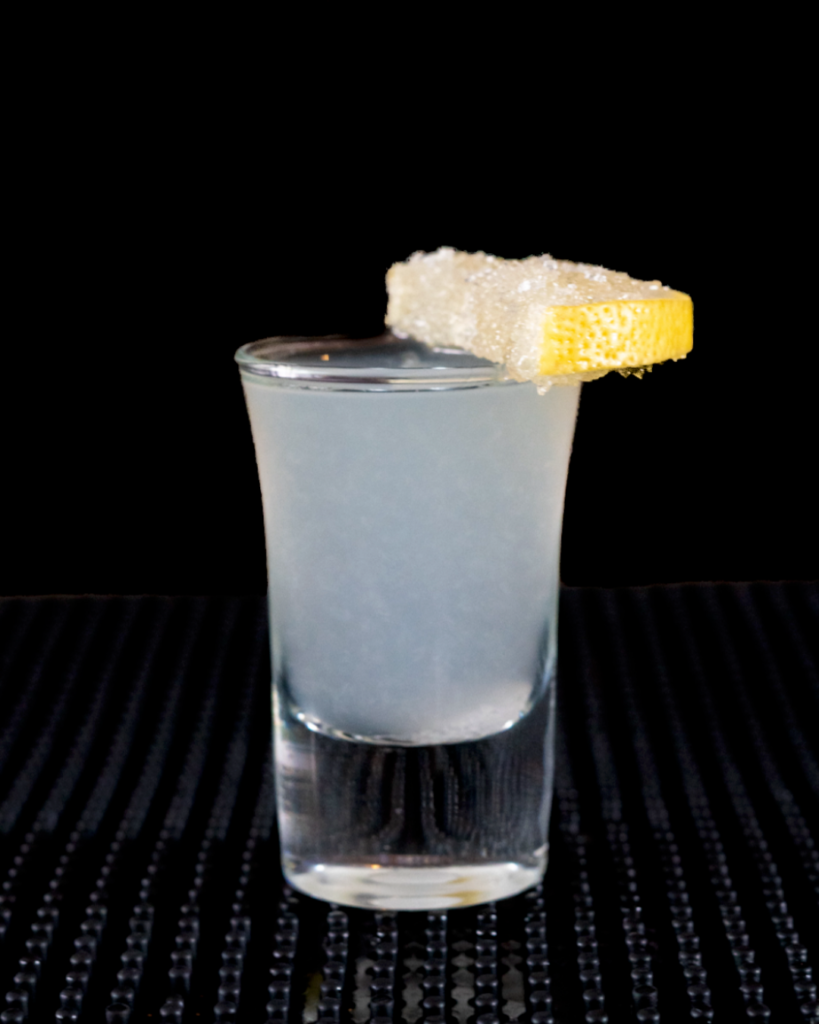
[0,585,817,1022]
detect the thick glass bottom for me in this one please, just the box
[284,855,547,910]
[274,672,556,910]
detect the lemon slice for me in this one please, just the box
[386,248,692,385]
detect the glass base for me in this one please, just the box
[284,854,547,910]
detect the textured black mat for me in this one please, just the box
[0,585,817,1022]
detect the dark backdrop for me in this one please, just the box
[2,44,815,595]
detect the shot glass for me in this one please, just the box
[236,333,580,910]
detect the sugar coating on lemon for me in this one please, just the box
[386,248,693,385]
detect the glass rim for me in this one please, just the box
[234,333,513,391]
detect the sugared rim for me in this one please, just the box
[234,333,511,391]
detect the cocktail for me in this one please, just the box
[236,248,692,910]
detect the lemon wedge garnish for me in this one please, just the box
[386,247,692,385]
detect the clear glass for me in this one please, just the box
[236,333,580,910]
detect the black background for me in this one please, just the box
[2,31,816,595]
